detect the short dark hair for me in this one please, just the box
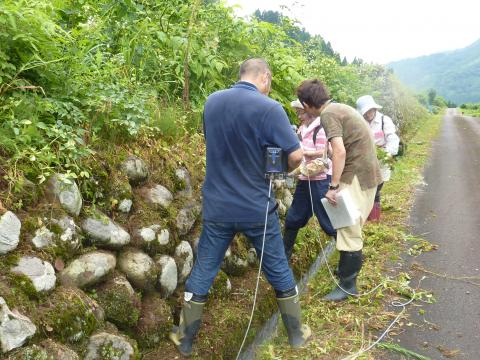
[296,79,330,108]
[239,58,270,79]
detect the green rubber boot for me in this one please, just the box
[169,295,206,357]
[277,290,312,347]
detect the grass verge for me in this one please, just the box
[255,113,443,359]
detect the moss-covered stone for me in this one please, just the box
[134,294,173,349]
[95,274,141,329]
[7,345,53,360]
[209,270,231,299]
[6,272,39,300]
[40,287,103,344]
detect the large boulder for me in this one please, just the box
[60,251,116,288]
[11,256,56,292]
[156,255,177,298]
[134,294,172,349]
[82,213,130,249]
[96,274,141,328]
[0,211,21,254]
[121,156,149,185]
[117,249,157,291]
[47,174,82,216]
[141,184,173,209]
[174,241,194,284]
[0,297,36,353]
[85,332,138,360]
[176,201,201,236]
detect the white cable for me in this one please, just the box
[235,178,273,360]
[340,291,416,360]
[306,174,384,297]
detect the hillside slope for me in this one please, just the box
[388,39,480,104]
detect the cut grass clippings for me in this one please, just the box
[256,113,443,360]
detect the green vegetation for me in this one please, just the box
[0,0,428,213]
[460,102,480,117]
[389,39,480,104]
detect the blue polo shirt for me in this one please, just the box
[202,81,300,222]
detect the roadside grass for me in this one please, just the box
[256,113,443,360]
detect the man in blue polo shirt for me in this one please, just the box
[169,58,311,356]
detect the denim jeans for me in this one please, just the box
[185,214,296,296]
[285,177,336,237]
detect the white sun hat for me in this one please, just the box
[290,99,304,109]
[356,95,382,116]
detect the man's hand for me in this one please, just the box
[325,189,338,206]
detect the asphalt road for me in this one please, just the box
[390,109,480,359]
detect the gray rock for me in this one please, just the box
[82,213,130,249]
[247,248,258,266]
[142,184,173,209]
[139,227,156,243]
[175,167,193,198]
[47,174,82,216]
[174,241,193,283]
[156,255,177,298]
[176,201,201,236]
[157,229,170,245]
[0,297,36,353]
[136,226,171,256]
[60,251,116,288]
[84,332,136,360]
[0,211,21,254]
[121,156,148,185]
[31,226,54,249]
[118,199,133,213]
[118,249,157,291]
[52,216,81,251]
[11,256,56,292]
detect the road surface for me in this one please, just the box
[390,109,480,359]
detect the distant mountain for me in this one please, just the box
[388,39,480,104]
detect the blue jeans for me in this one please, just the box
[285,177,336,236]
[185,214,296,296]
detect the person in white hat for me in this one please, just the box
[356,95,400,221]
[282,99,336,261]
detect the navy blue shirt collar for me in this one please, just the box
[232,81,258,92]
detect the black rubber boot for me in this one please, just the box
[283,228,299,260]
[169,294,206,357]
[324,250,362,301]
[276,287,312,347]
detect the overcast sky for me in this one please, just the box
[225,0,480,64]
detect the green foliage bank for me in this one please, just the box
[0,0,428,210]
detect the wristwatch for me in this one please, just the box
[328,183,340,191]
